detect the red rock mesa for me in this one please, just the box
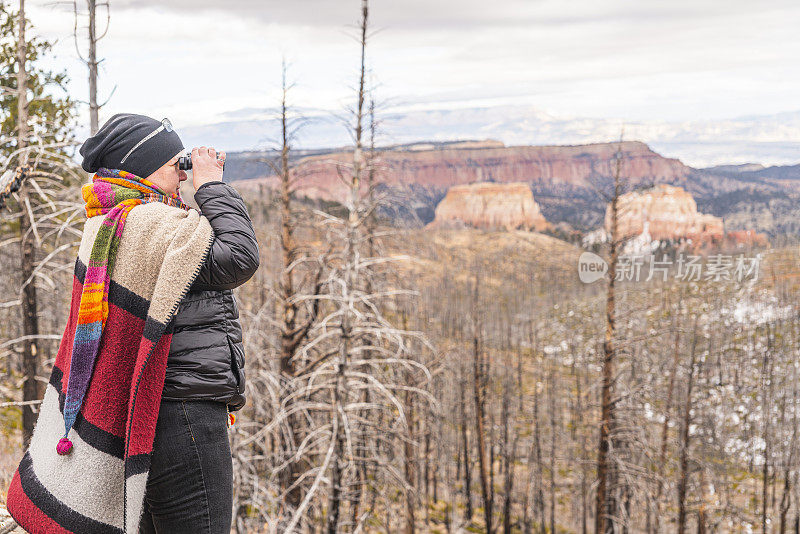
[428,182,549,231]
[606,184,723,241]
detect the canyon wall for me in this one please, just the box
[233,140,692,205]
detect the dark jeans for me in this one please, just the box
[139,400,233,534]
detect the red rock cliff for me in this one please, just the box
[234,140,691,203]
[428,182,549,231]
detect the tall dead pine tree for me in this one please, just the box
[677,320,700,534]
[280,3,430,530]
[596,137,625,533]
[325,3,370,529]
[470,269,493,533]
[272,58,326,516]
[15,0,42,450]
[73,0,112,134]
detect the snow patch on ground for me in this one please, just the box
[726,295,793,325]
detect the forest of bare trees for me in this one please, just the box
[1,1,799,533]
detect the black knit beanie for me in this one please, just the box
[79,113,185,179]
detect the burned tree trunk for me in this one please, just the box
[471,272,493,534]
[73,0,112,135]
[596,139,624,534]
[404,386,417,534]
[87,0,99,134]
[459,372,474,522]
[677,321,700,534]
[16,0,43,451]
[654,311,683,533]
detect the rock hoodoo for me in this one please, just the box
[428,182,549,231]
[606,184,723,241]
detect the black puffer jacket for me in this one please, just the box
[161,181,259,412]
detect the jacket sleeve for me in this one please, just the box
[190,181,260,291]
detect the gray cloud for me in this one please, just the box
[114,0,539,29]
[112,0,800,31]
[29,0,800,148]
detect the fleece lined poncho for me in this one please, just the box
[5,175,214,533]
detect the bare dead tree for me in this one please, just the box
[677,318,700,534]
[500,348,518,534]
[596,133,626,534]
[458,356,474,523]
[323,2,373,529]
[16,0,38,450]
[547,363,557,534]
[470,269,493,534]
[72,0,114,134]
[761,323,776,534]
[273,57,327,516]
[522,327,546,534]
[267,2,433,532]
[779,344,799,534]
[226,56,350,532]
[402,312,417,534]
[652,294,683,533]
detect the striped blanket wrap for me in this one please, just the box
[5,168,214,533]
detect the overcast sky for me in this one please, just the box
[24,0,800,144]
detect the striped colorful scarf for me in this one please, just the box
[58,168,193,455]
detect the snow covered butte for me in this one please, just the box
[606,184,723,241]
[427,182,549,232]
